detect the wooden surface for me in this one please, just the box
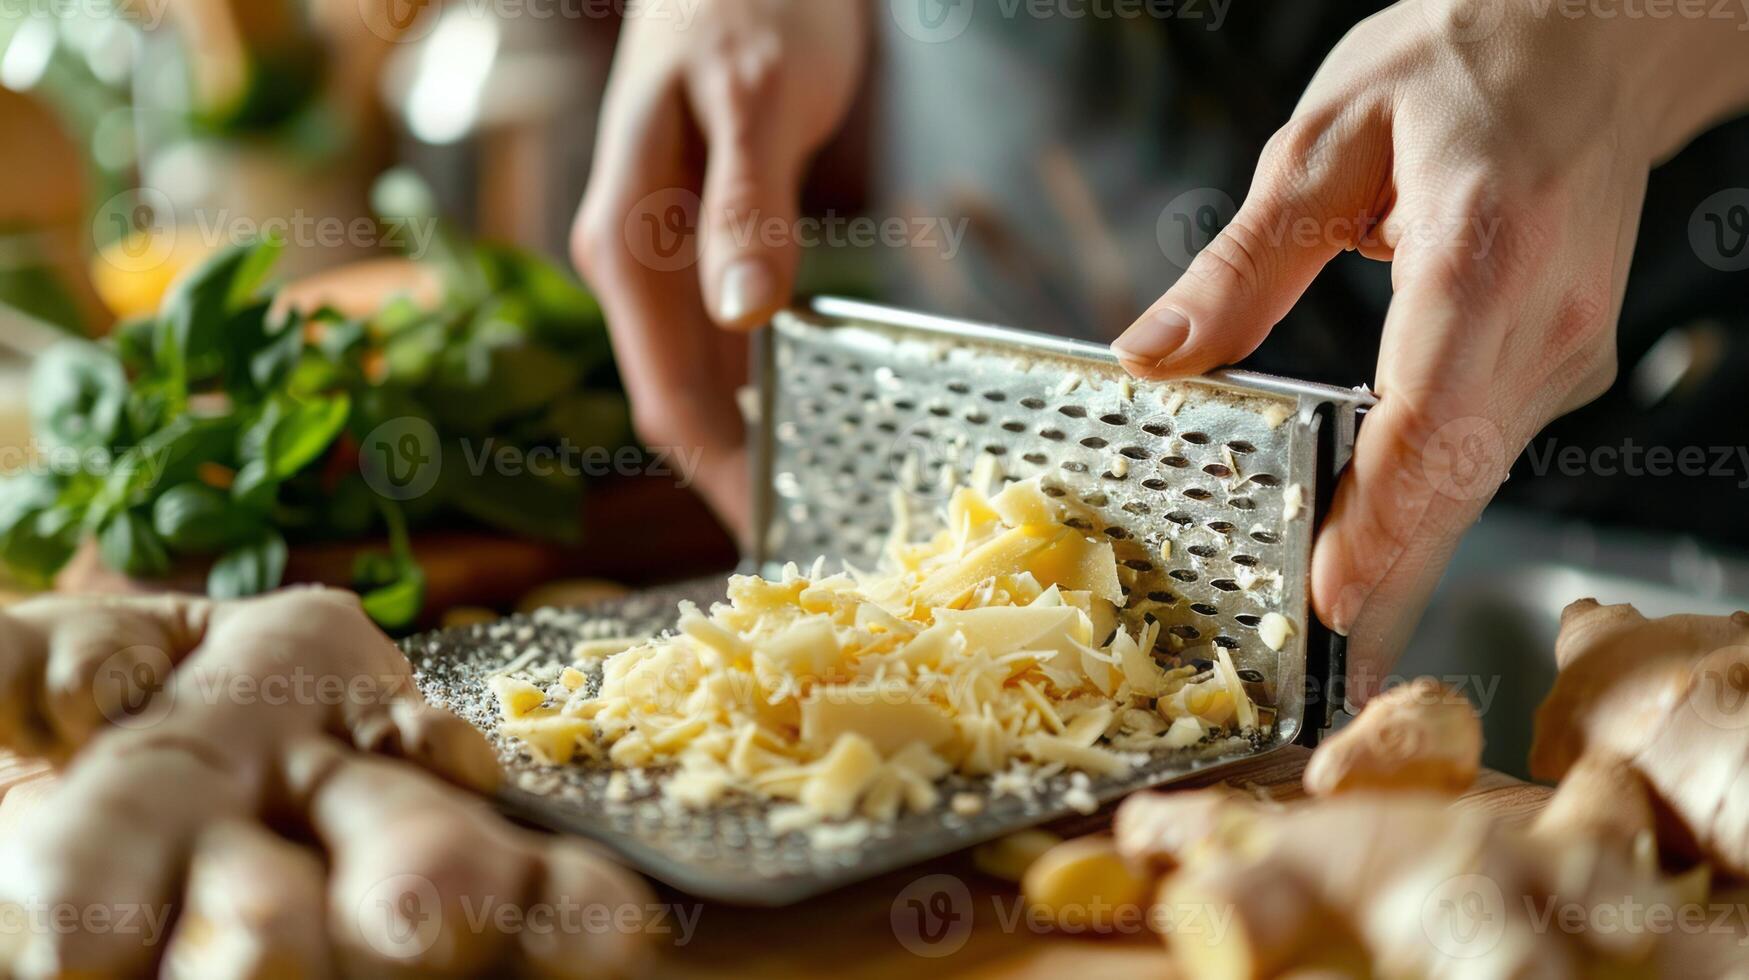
[0,747,1554,977]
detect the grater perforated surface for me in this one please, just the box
[406,297,1371,906]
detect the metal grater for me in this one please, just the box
[405,296,1373,906]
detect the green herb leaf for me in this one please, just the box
[151,483,243,553]
[30,342,129,451]
[155,240,283,390]
[207,530,288,599]
[97,510,171,579]
[264,394,351,480]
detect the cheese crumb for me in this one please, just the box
[1258,613,1295,652]
[1283,483,1306,521]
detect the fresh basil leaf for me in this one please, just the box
[264,395,351,480]
[151,483,244,553]
[97,510,171,579]
[30,342,128,451]
[250,316,306,392]
[231,459,278,512]
[0,475,78,586]
[112,317,158,374]
[360,564,425,630]
[207,530,287,599]
[85,416,236,532]
[155,241,282,388]
[227,235,285,310]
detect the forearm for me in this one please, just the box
[1609,5,1749,161]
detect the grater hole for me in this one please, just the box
[1002,421,1026,433]
[1250,474,1283,488]
[1121,501,1151,516]
[1166,511,1193,526]
[1251,530,1280,544]
[1062,461,1088,474]
[1203,463,1233,478]
[1163,456,1190,468]
[1232,554,1260,567]
[876,421,897,434]
[893,399,916,411]
[983,445,1007,456]
[1210,579,1241,592]
[983,391,1007,402]
[1080,436,1109,449]
[1230,496,1256,511]
[1142,478,1169,492]
[1058,405,1087,419]
[1169,569,1199,583]
[1187,545,1218,559]
[948,382,971,394]
[1169,625,1201,640]
[1123,559,1154,572]
[1190,602,1220,616]
[828,382,850,395]
[1142,422,1171,437]
[1184,488,1214,501]
[1119,446,1149,460]
[1099,413,1128,426]
[1208,521,1235,534]
[1023,452,1048,465]
[928,405,950,418]
[1182,431,1211,445]
[1020,397,1046,410]
[1186,657,1214,671]
[1065,517,1093,530]
[1235,614,1263,628]
[1227,440,1257,454]
[965,411,988,424]
[1081,492,1110,507]
[1147,591,1177,604]
[1237,667,1267,683]
[1103,527,1130,540]
[1041,428,1066,441]
[1042,485,1067,498]
[1213,635,1241,650]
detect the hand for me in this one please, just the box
[0,591,652,978]
[571,0,869,537]
[1112,0,1749,702]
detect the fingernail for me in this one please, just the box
[717,259,777,327]
[1111,307,1191,367]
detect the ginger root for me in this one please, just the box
[1302,676,1482,797]
[1020,835,1150,933]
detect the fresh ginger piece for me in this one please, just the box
[1302,677,1481,797]
[1532,751,1656,853]
[1112,788,1259,873]
[1021,835,1150,933]
[973,828,1062,882]
[1153,857,1332,979]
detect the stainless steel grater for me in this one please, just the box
[405,296,1373,906]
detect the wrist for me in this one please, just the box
[1605,10,1749,161]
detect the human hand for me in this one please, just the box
[1112,0,1749,702]
[571,0,869,537]
[0,590,653,978]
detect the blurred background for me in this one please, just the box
[1,0,1746,776]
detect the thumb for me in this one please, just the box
[690,67,811,331]
[1114,115,1388,377]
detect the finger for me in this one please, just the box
[160,821,335,980]
[1310,235,1516,704]
[688,51,807,330]
[1113,107,1390,377]
[288,738,536,978]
